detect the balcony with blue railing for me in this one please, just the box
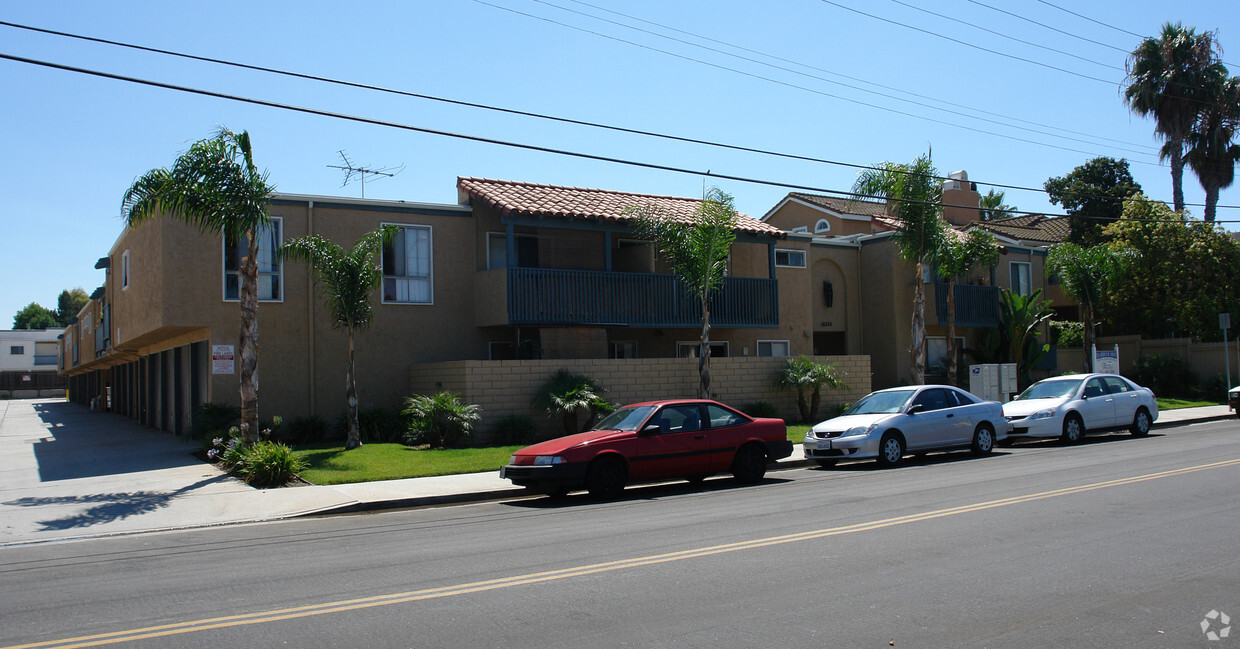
[933,282,1000,328]
[33,354,58,366]
[505,268,778,328]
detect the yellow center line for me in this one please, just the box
[9,457,1240,649]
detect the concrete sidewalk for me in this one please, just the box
[1,399,1234,546]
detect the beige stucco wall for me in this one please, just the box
[764,199,874,237]
[409,355,873,441]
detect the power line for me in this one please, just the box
[531,0,1153,155]
[2,51,1235,224]
[476,0,1164,163]
[968,0,1132,54]
[1031,0,1144,41]
[817,0,1120,85]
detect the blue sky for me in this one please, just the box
[2,0,1238,325]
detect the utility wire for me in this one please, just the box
[1031,0,1144,40]
[968,0,1131,53]
[3,51,1234,224]
[535,0,1152,154]
[817,0,1119,85]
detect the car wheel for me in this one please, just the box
[585,455,627,500]
[1130,408,1151,437]
[971,424,995,456]
[1061,413,1084,444]
[731,443,768,484]
[814,459,837,469]
[876,433,904,467]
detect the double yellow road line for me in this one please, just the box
[10,457,1240,649]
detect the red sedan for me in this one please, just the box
[500,399,792,499]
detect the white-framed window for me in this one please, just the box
[383,224,433,304]
[757,340,790,357]
[775,249,806,268]
[1009,261,1032,296]
[676,341,729,358]
[486,232,538,269]
[610,340,637,359]
[925,336,966,376]
[814,218,831,233]
[789,226,808,233]
[223,218,282,302]
[121,250,130,290]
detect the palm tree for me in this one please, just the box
[402,392,481,449]
[935,229,999,385]
[532,370,613,436]
[1124,22,1226,213]
[629,187,738,398]
[121,128,274,442]
[1045,243,1133,372]
[978,189,1015,221]
[776,356,846,423]
[279,226,398,449]
[1185,76,1240,222]
[998,289,1054,389]
[853,152,946,385]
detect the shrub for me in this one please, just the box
[190,402,240,440]
[741,401,779,419]
[205,425,248,470]
[1195,374,1230,402]
[533,370,614,435]
[494,414,538,446]
[1133,354,1197,399]
[1049,320,1083,348]
[775,356,846,423]
[402,392,482,448]
[332,407,405,443]
[277,415,331,444]
[236,440,305,487]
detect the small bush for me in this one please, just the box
[1134,354,1197,399]
[236,440,305,487]
[403,392,482,448]
[494,414,537,446]
[334,407,406,443]
[1195,374,1230,402]
[190,402,240,440]
[278,415,331,444]
[1049,320,1083,348]
[741,401,780,419]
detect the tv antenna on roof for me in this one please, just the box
[327,150,404,198]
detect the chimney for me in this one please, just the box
[942,170,980,226]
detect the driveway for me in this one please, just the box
[0,399,354,545]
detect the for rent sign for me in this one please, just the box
[211,345,235,374]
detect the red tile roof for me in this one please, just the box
[975,214,1070,245]
[458,177,785,237]
[788,193,890,217]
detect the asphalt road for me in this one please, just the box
[2,419,1238,649]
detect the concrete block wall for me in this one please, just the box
[410,355,872,443]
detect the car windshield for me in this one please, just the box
[591,405,657,432]
[1017,378,1083,400]
[844,389,916,415]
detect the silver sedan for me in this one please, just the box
[803,385,1011,468]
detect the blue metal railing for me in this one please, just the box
[33,355,57,366]
[934,282,1000,328]
[507,268,778,328]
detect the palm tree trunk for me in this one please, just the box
[1170,142,1186,213]
[238,228,260,444]
[699,293,711,399]
[1204,184,1219,223]
[910,261,926,385]
[946,281,957,385]
[809,387,821,422]
[1081,301,1095,373]
[345,331,362,450]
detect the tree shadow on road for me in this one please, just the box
[3,475,230,531]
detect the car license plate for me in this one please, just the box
[816,440,832,450]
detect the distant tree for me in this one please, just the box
[121,128,275,443]
[13,303,58,330]
[1185,75,1240,222]
[279,225,398,450]
[853,151,946,385]
[629,187,738,398]
[1103,194,1240,341]
[55,288,89,327]
[1124,22,1226,212]
[935,229,999,385]
[1046,243,1133,371]
[978,189,1016,221]
[1044,157,1143,245]
[776,356,846,423]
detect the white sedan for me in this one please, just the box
[1002,373,1158,443]
[803,385,1010,468]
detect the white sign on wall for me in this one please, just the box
[212,345,235,374]
[1093,345,1120,374]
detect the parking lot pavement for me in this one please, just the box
[1,398,1233,545]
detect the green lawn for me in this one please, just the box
[293,443,523,485]
[1157,397,1222,410]
[787,424,812,444]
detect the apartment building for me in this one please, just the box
[1,328,65,397]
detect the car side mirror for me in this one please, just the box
[907,404,925,415]
[639,424,661,436]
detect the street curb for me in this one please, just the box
[298,413,1232,518]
